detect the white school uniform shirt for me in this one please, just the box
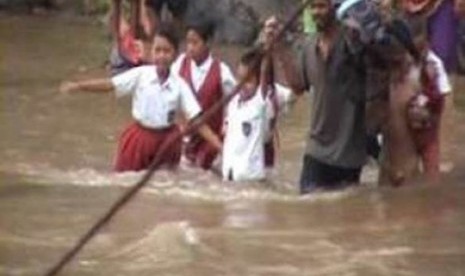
[111,65,201,129]
[426,50,452,95]
[222,88,267,181]
[264,83,293,140]
[172,53,236,95]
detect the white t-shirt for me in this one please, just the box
[111,65,201,129]
[172,53,236,95]
[222,88,267,181]
[265,83,293,140]
[426,51,452,95]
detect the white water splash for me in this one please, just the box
[1,161,361,203]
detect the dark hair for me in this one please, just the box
[239,47,265,82]
[186,19,215,42]
[153,24,180,51]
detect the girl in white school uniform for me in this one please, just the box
[222,49,271,182]
[172,20,236,170]
[62,25,222,172]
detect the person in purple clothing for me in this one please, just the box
[426,0,464,166]
[402,0,464,71]
[427,0,461,73]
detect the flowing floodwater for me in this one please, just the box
[1,15,465,276]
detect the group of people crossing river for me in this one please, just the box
[60,0,464,193]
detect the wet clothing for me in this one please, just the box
[174,54,236,169]
[173,54,236,95]
[427,0,460,72]
[299,155,361,193]
[114,123,182,172]
[145,0,187,17]
[298,32,367,168]
[112,65,201,129]
[223,88,267,181]
[297,29,367,191]
[111,66,202,172]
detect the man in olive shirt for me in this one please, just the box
[295,0,368,193]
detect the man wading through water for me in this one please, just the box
[265,0,368,193]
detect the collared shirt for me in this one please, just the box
[222,88,267,181]
[297,29,367,168]
[112,65,201,129]
[172,53,236,95]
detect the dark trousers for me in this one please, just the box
[299,155,361,194]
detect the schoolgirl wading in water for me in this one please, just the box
[61,25,222,172]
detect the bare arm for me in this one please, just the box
[259,53,274,98]
[274,46,306,97]
[139,0,153,37]
[197,124,223,151]
[262,16,306,97]
[60,78,114,94]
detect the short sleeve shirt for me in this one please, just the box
[297,30,367,168]
[222,88,267,181]
[112,65,201,129]
[172,53,237,95]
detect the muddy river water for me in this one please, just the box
[1,15,464,275]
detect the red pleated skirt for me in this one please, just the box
[114,122,182,172]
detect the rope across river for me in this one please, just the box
[44,1,312,274]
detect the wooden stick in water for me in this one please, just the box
[44,1,312,275]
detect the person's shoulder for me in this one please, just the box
[172,55,185,75]
[226,94,240,111]
[113,65,153,80]
[426,50,444,65]
[132,64,156,72]
[174,53,188,65]
[254,87,268,106]
[178,52,187,60]
[217,60,235,78]
[218,59,233,71]
[209,55,230,69]
[170,70,192,89]
[135,65,157,78]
